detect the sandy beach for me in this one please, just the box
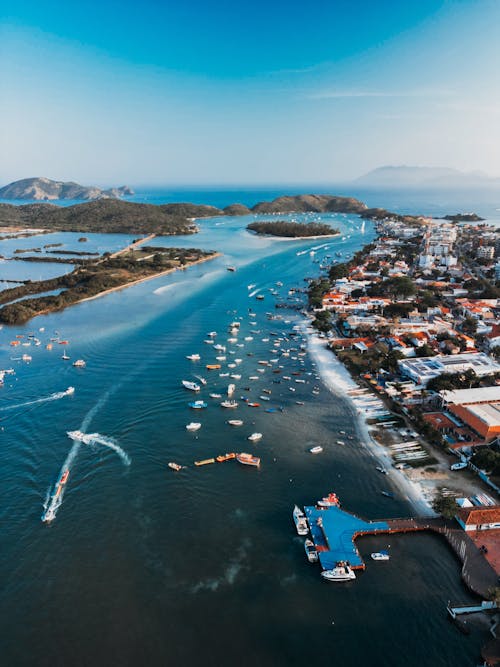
[304,324,435,517]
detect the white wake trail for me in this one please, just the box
[1,387,74,412]
[85,433,131,466]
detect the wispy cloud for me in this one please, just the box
[307,89,454,100]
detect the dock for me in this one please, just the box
[304,504,499,598]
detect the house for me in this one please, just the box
[456,506,500,532]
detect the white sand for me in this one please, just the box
[304,324,435,517]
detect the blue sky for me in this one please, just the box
[2,0,500,185]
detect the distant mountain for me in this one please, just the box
[251,194,367,214]
[0,177,134,201]
[354,166,500,189]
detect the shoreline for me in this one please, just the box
[303,322,435,517]
[248,231,341,241]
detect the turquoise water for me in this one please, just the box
[0,208,487,666]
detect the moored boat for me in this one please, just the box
[247,432,262,442]
[189,400,207,409]
[206,364,221,370]
[304,538,319,563]
[186,354,201,361]
[227,419,243,426]
[309,446,323,454]
[220,400,238,408]
[236,452,260,467]
[371,551,390,561]
[321,562,356,582]
[194,458,215,466]
[216,452,236,462]
[182,380,201,392]
[186,422,201,431]
[73,359,86,367]
[317,492,341,508]
[293,505,309,536]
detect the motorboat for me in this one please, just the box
[321,563,356,582]
[189,401,207,409]
[168,462,183,471]
[221,400,238,408]
[371,551,390,561]
[227,384,236,396]
[381,491,394,498]
[216,452,236,462]
[186,422,201,431]
[293,505,309,536]
[317,492,340,508]
[236,452,260,467]
[194,458,215,466]
[247,433,262,442]
[259,395,270,401]
[67,430,94,444]
[376,466,388,475]
[72,359,86,367]
[59,470,70,485]
[209,393,222,399]
[195,376,207,386]
[230,374,241,380]
[247,402,260,408]
[65,386,75,395]
[182,380,201,392]
[309,446,323,454]
[227,419,243,426]
[304,538,319,563]
[186,354,201,361]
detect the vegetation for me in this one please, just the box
[432,492,458,519]
[471,448,500,477]
[247,221,338,238]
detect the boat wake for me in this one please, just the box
[190,539,251,593]
[83,433,131,466]
[0,387,74,412]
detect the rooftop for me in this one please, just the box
[441,387,500,405]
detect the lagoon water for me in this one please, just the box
[0,192,493,666]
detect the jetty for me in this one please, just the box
[304,504,499,598]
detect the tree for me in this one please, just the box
[312,310,332,333]
[328,263,349,281]
[432,492,457,519]
[462,316,478,335]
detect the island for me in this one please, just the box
[442,213,485,222]
[0,246,219,325]
[0,177,134,201]
[247,220,339,238]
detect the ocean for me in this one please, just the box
[0,189,495,666]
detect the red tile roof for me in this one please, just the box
[457,506,500,526]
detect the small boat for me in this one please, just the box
[371,551,390,561]
[182,380,200,392]
[215,356,226,361]
[296,401,305,405]
[186,422,201,431]
[249,376,259,380]
[293,505,309,536]
[321,563,356,582]
[22,354,32,362]
[227,266,236,272]
[230,374,241,380]
[194,458,215,466]
[376,466,388,475]
[317,492,340,508]
[221,400,238,408]
[259,395,270,401]
[209,393,222,399]
[72,359,86,368]
[46,343,53,350]
[236,452,261,467]
[216,452,236,462]
[204,339,214,345]
[59,470,70,485]
[309,446,323,454]
[381,491,394,498]
[247,433,262,442]
[65,386,75,395]
[247,402,260,408]
[207,331,217,337]
[195,376,207,386]
[206,364,221,370]
[256,295,264,300]
[219,372,229,377]
[214,344,226,352]
[168,462,183,471]
[58,340,69,345]
[189,401,207,409]
[186,354,201,361]
[336,440,345,446]
[227,419,243,426]
[227,383,236,396]
[61,352,70,361]
[304,538,319,563]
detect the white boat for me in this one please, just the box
[216,356,226,361]
[61,352,69,361]
[204,339,214,345]
[219,372,229,377]
[309,446,323,454]
[186,354,201,361]
[293,505,309,536]
[304,538,319,563]
[209,393,222,399]
[321,563,356,582]
[230,374,241,380]
[65,386,75,395]
[227,384,236,396]
[72,359,86,368]
[259,395,270,401]
[195,376,207,386]
[186,422,201,431]
[249,376,259,380]
[182,380,201,392]
[221,400,238,408]
[207,331,217,337]
[214,344,226,352]
[247,433,262,442]
[67,430,94,444]
[227,419,243,426]
[371,551,390,561]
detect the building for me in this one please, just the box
[398,353,500,386]
[456,506,500,532]
[477,246,495,261]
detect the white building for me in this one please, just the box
[398,353,500,386]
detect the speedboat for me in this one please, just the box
[186,422,201,431]
[309,446,323,454]
[247,402,260,408]
[65,386,75,395]
[293,505,309,536]
[371,551,390,561]
[59,470,70,485]
[230,374,241,380]
[182,380,201,392]
[67,430,94,445]
[227,419,243,426]
[168,462,183,471]
[321,563,356,582]
[304,538,319,563]
[247,433,262,442]
[189,401,207,409]
[236,452,260,467]
[186,354,201,361]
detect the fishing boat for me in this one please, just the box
[182,380,201,392]
[236,452,260,467]
[227,419,243,426]
[247,433,262,442]
[371,551,390,561]
[186,422,201,431]
[221,400,238,408]
[186,354,201,361]
[304,538,319,563]
[321,562,356,582]
[216,452,236,462]
[309,446,323,454]
[194,458,215,466]
[189,401,207,409]
[168,462,183,471]
[317,492,341,508]
[209,393,222,399]
[293,505,309,536]
[72,359,86,368]
[227,384,236,396]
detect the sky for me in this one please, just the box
[2,0,500,186]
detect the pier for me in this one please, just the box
[304,504,499,598]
